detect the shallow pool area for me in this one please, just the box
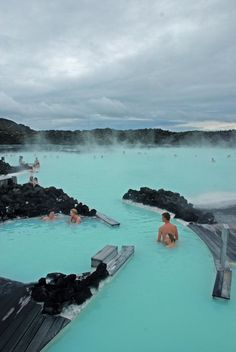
[1,147,236,352]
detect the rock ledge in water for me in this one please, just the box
[123,187,215,224]
[31,263,109,315]
[0,182,96,221]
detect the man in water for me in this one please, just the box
[69,208,81,224]
[157,212,178,244]
[42,211,57,221]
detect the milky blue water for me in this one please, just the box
[0,147,236,352]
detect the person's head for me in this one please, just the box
[29,176,33,182]
[164,233,175,246]
[70,208,78,217]
[162,212,171,223]
[34,177,38,182]
[48,211,55,219]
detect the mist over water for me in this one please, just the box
[1,145,236,207]
[1,145,236,352]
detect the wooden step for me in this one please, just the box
[107,246,135,276]
[212,269,232,300]
[96,212,120,227]
[91,245,118,268]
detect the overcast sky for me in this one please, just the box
[0,0,235,131]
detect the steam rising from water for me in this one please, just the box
[190,192,236,209]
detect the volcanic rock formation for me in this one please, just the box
[123,187,215,224]
[0,182,96,221]
[31,263,109,315]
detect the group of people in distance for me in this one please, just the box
[29,175,39,187]
[19,156,40,170]
[157,212,178,248]
[42,208,81,224]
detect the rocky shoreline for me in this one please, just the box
[0,182,96,221]
[123,187,216,224]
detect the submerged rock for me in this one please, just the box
[123,187,215,224]
[31,263,109,315]
[0,182,96,221]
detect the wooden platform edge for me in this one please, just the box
[96,211,120,227]
[212,269,232,300]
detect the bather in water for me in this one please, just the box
[33,157,40,168]
[69,208,81,224]
[157,212,179,244]
[42,211,57,221]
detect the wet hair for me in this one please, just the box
[167,233,175,242]
[162,212,170,221]
[71,208,78,215]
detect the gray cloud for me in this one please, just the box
[0,0,235,130]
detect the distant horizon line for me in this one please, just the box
[1,117,236,133]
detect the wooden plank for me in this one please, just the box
[0,299,37,351]
[221,270,232,300]
[188,224,220,261]
[91,245,118,267]
[107,246,135,276]
[39,317,70,351]
[212,270,232,300]
[96,212,120,227]
[24,316,56,352]
[0,288,30,339]
[212,270,224,298]
[0,303,41,352]
[13,315,46,352]
[189,223,236,263]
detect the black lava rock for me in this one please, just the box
[31,263,109,316]
[123,187,216,224]
[0,182,96,221]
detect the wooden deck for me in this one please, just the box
[0,278,70,352]
[188,223,236,264]
[96,212,120,227]
[188,223,235,300]
[0,245,134,351]
[212,269,232,300]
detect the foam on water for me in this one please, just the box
[0,146,236,352]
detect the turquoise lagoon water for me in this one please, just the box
[0,147,236,352]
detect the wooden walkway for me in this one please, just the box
[188,223,236,264]
[0,245,134,351]
[0,278,70,352]
[188,223,235,300]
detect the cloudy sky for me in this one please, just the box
[0,0,235,131]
